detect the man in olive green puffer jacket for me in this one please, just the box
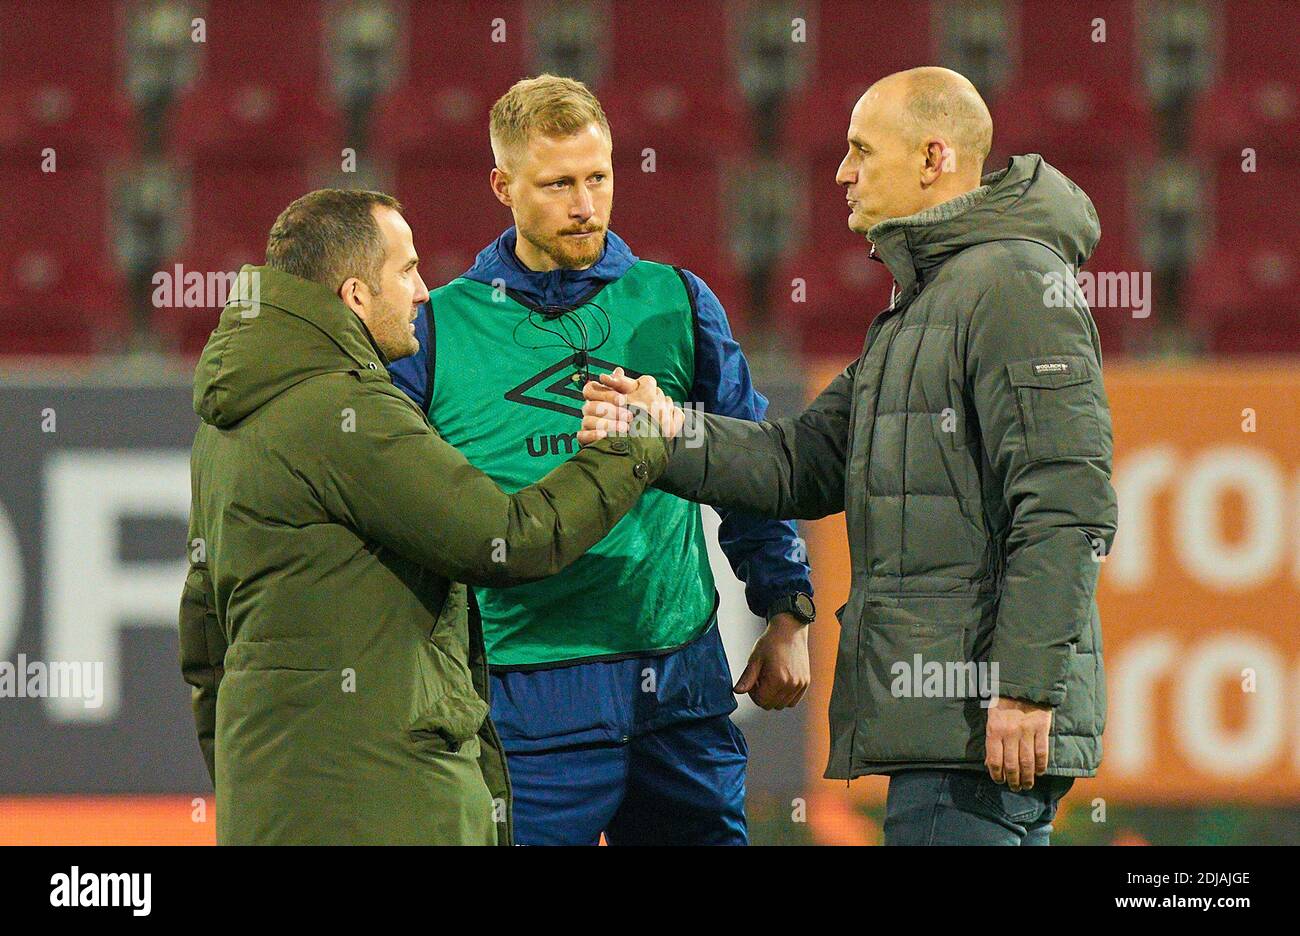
[583,68,1118,845]
[181,189,673,845]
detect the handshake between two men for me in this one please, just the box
[580,366,1062,799]
[581,367,813,714]
[578,367,685,444]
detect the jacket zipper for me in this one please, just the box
[845,283,915,776]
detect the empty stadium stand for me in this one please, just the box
[0,0,1295,358]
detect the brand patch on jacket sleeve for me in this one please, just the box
[1033,360,1071,376]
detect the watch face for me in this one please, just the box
[794,594,815,620]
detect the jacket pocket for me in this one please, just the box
[1006,355,1103,462]
[1051,642,1090,737]
[409,692,489,754]
[969,772,1048,824]
[859,600,987,762]
[409,637,489,754]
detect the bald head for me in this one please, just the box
[837,67,994,234]
[870,67,993,170]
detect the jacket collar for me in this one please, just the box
[461,227,639,309]
[193,265,393,428]
[864,154,1101,298]
[867,181,995,297]
[250,265,390,369]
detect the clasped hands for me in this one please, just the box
[579,368,811,710]
[578,367,684,444]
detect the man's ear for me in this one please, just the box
[489,166,512,208]
[338,276,369,317]
[921,140,954,184]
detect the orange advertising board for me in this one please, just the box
[803,359,1300,808]
[0,797,215,845]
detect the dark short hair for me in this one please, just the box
[265,189,402,292]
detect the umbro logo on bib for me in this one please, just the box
[504,353,639,419]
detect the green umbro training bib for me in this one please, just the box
[426,259,717,668]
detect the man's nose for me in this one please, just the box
[570,188,594,220]
[836,155,855,187]
[413,274,430,304]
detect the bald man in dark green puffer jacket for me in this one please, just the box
[586,69,1118,846]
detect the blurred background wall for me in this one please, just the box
[0,0,1297,844]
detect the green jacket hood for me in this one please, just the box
[193,265,391,427]
[868,154,1101,296]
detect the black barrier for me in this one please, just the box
[0,372,809,807]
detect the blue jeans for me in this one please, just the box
[883,769,1075,845]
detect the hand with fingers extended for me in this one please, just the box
[579,366,684,444]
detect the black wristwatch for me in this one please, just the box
[766,592,815,625]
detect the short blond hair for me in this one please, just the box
[489,74,611,170]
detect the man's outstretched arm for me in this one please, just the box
[583,360,856,522]
[322,375,676,590]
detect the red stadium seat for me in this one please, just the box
[370,82,494,163]
[768,158,891,355]
[1013,0,1138,87]
[170,167,323,273]
[991,79,1155,166]
[610,154,726,260]
[0,1,130,350]
[167,0,341,165]
[402,0,527,90]
[187,0,327,88]
[0,0,133,166]
[597,1,749,162]
[370,0,525,162]
[771,243,892,357]
[1206,156,1293,243]
[0,0,120,85]
[1186,240,1300,354]
[0,166,127,354]
[1191,159,1300,352]
[598,83,749,166]
[1190,80,1300,162]
[1219,0,1297,81]
[391,161,510,285]
[0,82,135,167]
[170,81,342,167]
[801,0,931,86]
[609,153,744,317]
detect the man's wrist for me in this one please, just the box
[765,592,815,625]
[618,424,668,483]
